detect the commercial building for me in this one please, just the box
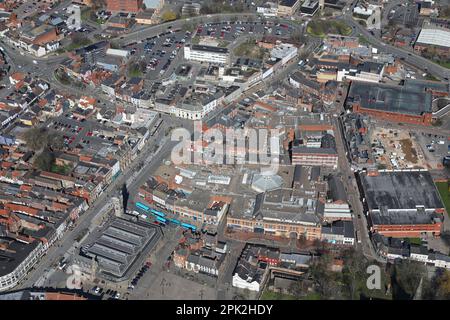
[278,0,301,16]
[291,132,338,168]
[321,220,355,245]
[227,188,322,241]
[346,81,433,126]
[181,2,201,16]
[414,26,450,57]
[184,45,230,65]
[81,218,160,280]
[232,245,275,292]
[106,0,143,13]
[336,61,385,83]
[358,169,445,238]
[300,0,319,15]
[257,2,279,17]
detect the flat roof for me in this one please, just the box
[280,0,299,7]
[359,170,444,211]
[416,28,450,48]
[190,44,229,54]
[347,81,432,116]
[370,210,440,226]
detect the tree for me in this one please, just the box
[162,11,177,22]
[309,253,341,299]
[34,149,55,171]
[47,133,64,151]
[290,30,306,44]
[394,260,426,299]
[432,270,450,299]
[342,248,367,299]
[440,231,450,247]
[23,127,48,151]
[92,0,106,10]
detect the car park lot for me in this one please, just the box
[125,28,187,79]
[194,20,294,42]
[413,131,449,168]
[123,19,295,80]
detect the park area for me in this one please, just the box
[306,19,352,37]
[436,181,450,217]
[233,39,267,60]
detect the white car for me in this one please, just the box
[114,293,121,299]
[94,287,100,294]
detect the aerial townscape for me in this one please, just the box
[0,0,449,304]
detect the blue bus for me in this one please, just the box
[169,218,181,225]
[181,222,196,232]
[136,202,150,212]
[150,208,166,218]
[156,216,167,224]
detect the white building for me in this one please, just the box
[352,4,381,30]
[66,4,82,30]
[106,48,130,59]
[336,61,384,83]
[184,44,229,65]
[257,2,278,16]
[415,27,450,49]
[172,92,224,120]
[270,43,298,65]
[323,202,352,222]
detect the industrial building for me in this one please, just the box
[346,81,433,126]
[358,169,445,238]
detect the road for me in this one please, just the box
[17,124,174,289]
[338,13,450,81]
[333,115,385,263]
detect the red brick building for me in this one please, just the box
[346,81,434,126]
[370,221,442,238]
[106,0,143,12]
[352,103,433,126]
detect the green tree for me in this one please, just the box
[162,11,177,22]
[23,127,48,151]
[394,260,426,299]
[342,248,368,299]
[34,149,56,171]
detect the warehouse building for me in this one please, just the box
[358,169,445,238]
[346,81,433,126]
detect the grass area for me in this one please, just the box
[435,60,450,69]
[191,36,200,45]
[436,181,450,217]
[260,290,297,300]
[51,164,72,175]
[358,35,370,45]
[306,20,352,38]
[300,292,322,300]
[425,74,439,81]
[65,38,92,52]
[233,39,266,59]
[407,238,422,245]
[217,40,230,48]
[128,68,143,77]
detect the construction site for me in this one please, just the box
[369,127,427,169]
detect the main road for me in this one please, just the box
[17,125,176,289]
[338,12,450,81]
